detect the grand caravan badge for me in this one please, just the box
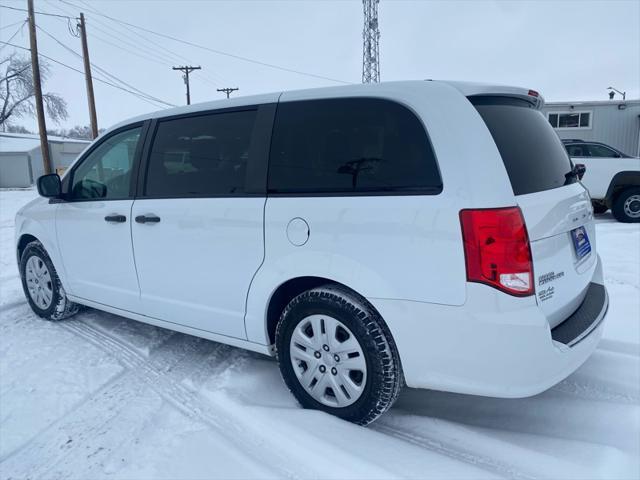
[538,271,565,302]
[539,271,565,286]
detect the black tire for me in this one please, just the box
[591,201,608,215]
[275,284,403,425]
[19,240,80,321]
[612,187,640,223]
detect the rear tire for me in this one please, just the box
[275,284,403,425]
[612,187,640,223]
[20,241,80,321]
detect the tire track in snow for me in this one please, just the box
[0,369,128,462]
[0,324,202,477]
[2,319,311,479]
[373,423,536,480]
[63,320,311,478]
[0,299,26,314]
[0,371,150,479]
[7,312,634,479]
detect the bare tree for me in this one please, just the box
[48,125,105,140]
[0,54,68,127]
[5,124,32,134]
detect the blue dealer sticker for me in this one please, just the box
[571,226,591,260]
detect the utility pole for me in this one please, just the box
[27,0,52,174]
[172,65,201,105]
[362,0,381,84]
[217,87,239,99]
[78,13,98,139]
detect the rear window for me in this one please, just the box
[268,98,442,195]
[471,97,574,196]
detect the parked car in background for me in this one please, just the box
[16,81,608,425]
[563,139,640,222]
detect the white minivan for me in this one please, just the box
[16,81,608,425]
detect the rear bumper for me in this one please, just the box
[551,282,607,347]
[369,255,608,398]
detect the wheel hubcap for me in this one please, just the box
[624,195,640,218]
[289,314,367,408]
[25,256,53,309]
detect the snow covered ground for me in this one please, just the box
[1,188,638,480]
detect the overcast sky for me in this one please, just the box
[1,0,639,132]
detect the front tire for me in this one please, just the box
[612,187,640,223]
[20,241,79,321]
[275,285,402,425]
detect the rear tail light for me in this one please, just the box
[528,89,539,97]
[459,207,534,296]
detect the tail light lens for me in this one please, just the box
[459,207,534,296]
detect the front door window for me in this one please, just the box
[70,127,141,200]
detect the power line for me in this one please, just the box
[44,0,177,65]
[75,18,179,67]
[58,0,228,86]
[0,40,173,109]
[59,0,351,84]
[74,0,230,85]
[0,20,27,53]
[35,25,176,107]
[76,0,190,65]
[0,4,72,20]
[80,8,228,87]
[0,19,27,31]
[46,0,226,87]
[55,3,182,66]
[84,29,168,67]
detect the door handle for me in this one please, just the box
[104,214,126,223]
[135,214,161,224]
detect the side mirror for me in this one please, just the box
[574,163,586,180]
[37,173,62,198]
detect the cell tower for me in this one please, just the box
[362,0,381,83]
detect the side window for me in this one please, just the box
[70,127,141,200]
[586,144,617,158]
[566,145,588,157]
[144,110,257,197]
[268,98,442,194]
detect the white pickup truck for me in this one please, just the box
[564,140,640,223]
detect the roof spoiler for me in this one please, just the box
[439,81,545,110]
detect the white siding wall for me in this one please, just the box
[543,101,640,156]
[0,153,32,188]
[0,138,89,187]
